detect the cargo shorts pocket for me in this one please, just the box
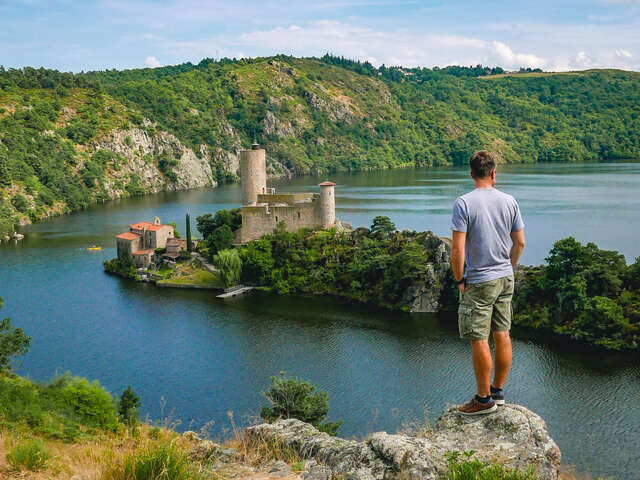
[458,304,474,339]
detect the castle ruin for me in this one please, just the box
[235,143,337,243]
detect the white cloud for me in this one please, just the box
[161,20,550,70]
[486,41,546,69]
[144,55,161,67]
[616,49,632,57]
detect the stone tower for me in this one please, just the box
[318,181,336,228]
[239,142,266,205]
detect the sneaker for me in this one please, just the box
[491,391,505,406]
[458,396,497,416]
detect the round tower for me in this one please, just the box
[318,181,336,228]
[239,141,266,205]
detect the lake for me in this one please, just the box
[1,162,639,479]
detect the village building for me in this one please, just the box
[235,143,337,243]
[116,216,174,267]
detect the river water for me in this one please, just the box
[1,162,639,478]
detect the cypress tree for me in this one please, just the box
[186,213,192,253]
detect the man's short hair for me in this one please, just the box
[469,150,496,178]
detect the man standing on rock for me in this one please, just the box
[451,150,525,415]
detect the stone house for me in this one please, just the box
[161,238,187,263]
[116,216,174,267]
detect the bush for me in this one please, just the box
[106,443,200,480]
[11,194,30,213]
[260,372,343,436]
[44,374,119,431]
[6,438,50,471]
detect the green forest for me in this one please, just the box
[2,56,640,238]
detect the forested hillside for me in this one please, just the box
[1,55,640,238]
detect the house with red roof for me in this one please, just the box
[116,216,174,267]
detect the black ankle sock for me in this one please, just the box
[490,385,503,394]
[475,394,491,404]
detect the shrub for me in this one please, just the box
[6,438,50,471]
[44,374,119,431]
[11,194,30,213]
[260,372,343,436]
[106,443,200,480]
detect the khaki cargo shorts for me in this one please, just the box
[458,275,514,340]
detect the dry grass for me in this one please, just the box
[0,424,182,479]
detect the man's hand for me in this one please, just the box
[457,282,465,294]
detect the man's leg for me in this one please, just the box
[492,331,512,389]
[471,339,492,397]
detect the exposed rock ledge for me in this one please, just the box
[246,404,561,480]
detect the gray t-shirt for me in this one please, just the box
[451,188,524,284]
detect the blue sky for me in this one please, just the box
[1,0,640,72]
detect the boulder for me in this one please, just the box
[246,404,560,480]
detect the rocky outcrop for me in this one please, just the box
[246,404,561,480]
[402,231,454,313]
[94,126,215,197]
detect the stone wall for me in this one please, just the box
[116,237,141,258]
[237,199,325,243]
[239,149,267,205]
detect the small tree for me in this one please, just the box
[260,372,343,436]
[214,249,242,288]
[185,213,192,253]
[206,225,234,260]
[370,216,396,238]
[117,385,141,427]
[0,297,31,373]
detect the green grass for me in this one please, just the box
[6,438,50,471]
[445,452,539,480]
[105,443,202,480]
[156,267,221,287]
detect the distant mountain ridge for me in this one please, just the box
[1,55,640,238]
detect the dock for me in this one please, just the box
[216,286,254,299]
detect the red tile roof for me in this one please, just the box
[318,181,336,186]
[130,221,155,230]
[146,225,168,231]
[133,249,155,255]
[116,232,141,241]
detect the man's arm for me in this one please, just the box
[509,229,525,269]
[452,230,466,292]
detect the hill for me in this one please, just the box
[1,55,640,238]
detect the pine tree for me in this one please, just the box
[186,213,192,253]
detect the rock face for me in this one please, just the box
[402,232,454,313]
[247,404,561,480]
[94,126,216,198]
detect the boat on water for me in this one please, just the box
[87,245,102,251]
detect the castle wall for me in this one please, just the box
[237,200,325,243]
[257,193,314,205]
[239,149,266,205]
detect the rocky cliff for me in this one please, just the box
[244,404,561,480]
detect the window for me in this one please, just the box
[275,216,278,222]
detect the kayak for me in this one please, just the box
[87,245,102,251]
